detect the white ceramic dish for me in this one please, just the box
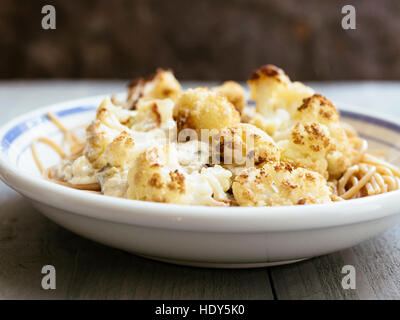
[1,95,400,268]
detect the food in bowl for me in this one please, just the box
[31,66,400,207]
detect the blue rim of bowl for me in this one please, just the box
[1,105,96,154]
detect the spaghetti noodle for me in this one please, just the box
[326,123,399,200]
[335,153,400,200]
[32,113,100,191]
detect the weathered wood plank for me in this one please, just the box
[0,183,273,300]
[269,226,400,300]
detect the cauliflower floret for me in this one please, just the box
[232,161,332,206]
[213,81,246,114]
[174,88,241,133]
[95,97,133,130]
[84,99,129,169]
[278,122,332,178]
[294,94,340,124]
[279,94,355,179]
[212,123,280,166]
[115,69,182,109]
[84,121,120,168]
[248,65,314,117]
[295,94,354,178]
[83,98,135,168]
[102,131,135,168]
[85,131,135,197]
[127,145,187,203]
[127,144,232,206]
[246,65,314,135]
[128,98,175,132]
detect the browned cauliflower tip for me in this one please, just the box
[116,68,182,109]
[248,64,286,82]
[295,94,340,124]
[246,64,314,136]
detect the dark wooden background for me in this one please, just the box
[1,0,400,81]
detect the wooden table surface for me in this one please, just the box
[1,81,400,300]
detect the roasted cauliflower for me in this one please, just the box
[114,68,182,110]
[84,98,131,168]
[48,64,389,207]
[102,131,135,168]
[212,123,280,166]
[278,94,355,179]
[246,65,314,135]
[232,161,332,206]
[248,64,314,117]
[174,88,241,133]
[128,98,175,132]
[127,144,232,205]
[213,81,246,114]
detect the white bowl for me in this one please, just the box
[1,95,400,268]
